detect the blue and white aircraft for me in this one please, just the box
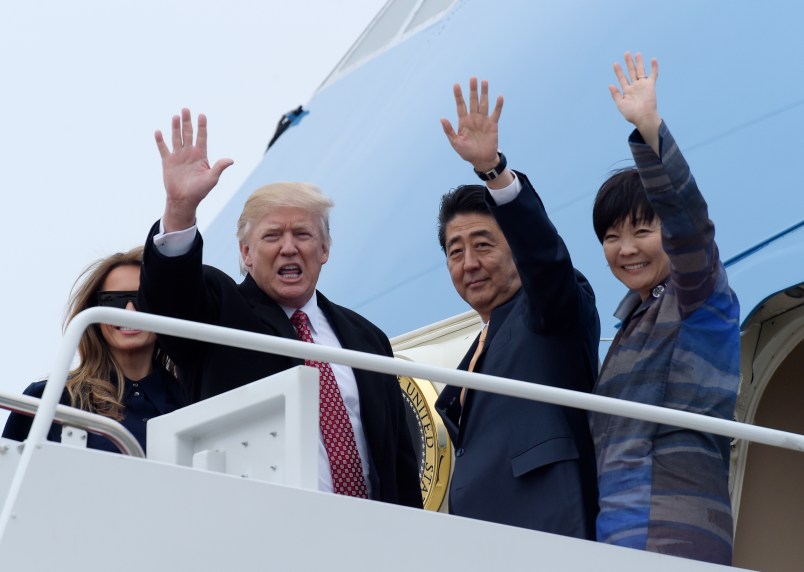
[204,2,804,569]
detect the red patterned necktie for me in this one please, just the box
[290,309,368,498]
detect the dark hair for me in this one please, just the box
[437,184,490,252]
[592,167,656,243]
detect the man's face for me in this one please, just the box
[602,217,670,300]
[240,207,330,308]
[445,213,521,322]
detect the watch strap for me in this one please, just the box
[473,151,507,181]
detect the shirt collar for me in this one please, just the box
[281,292,320,335]
[614,290,643,323]
[614,280,668,327]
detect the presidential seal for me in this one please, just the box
[398,376,451,511]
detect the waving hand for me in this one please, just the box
[441,77,507,180]
[609,52,662,155]
[155,108,233,232]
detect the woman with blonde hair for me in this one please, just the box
[3,246,184,453]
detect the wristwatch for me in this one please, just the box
[473,151,507,181]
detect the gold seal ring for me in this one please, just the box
[398,376,452,511]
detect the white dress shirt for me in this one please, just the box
[486,171,522,205]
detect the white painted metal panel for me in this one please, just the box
[147,366,319,489]
[0,442,751,571]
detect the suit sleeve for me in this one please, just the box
[489,172,597,335]
[139,220,225,368]
[2,382,64,443]
[393,388,424,508]
[629,122,720,317]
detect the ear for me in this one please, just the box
[239,242,252,269]
[320,241,330,265]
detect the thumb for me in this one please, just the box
[210,158,234,180]
[440,118,457,142]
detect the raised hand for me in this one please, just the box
[155,108,234,232]
[609,52,662,154]
[441,77,504,174]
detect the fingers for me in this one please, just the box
[490,95,504,123]
[155,130,170,158]
[181,107,194,148]
[468,77,479,115]
[171,114,181,151]
[456,77,500,120]
[613,62,629,92]
[623,51,656,82]
[607,84,621,102]
[625,51,637,82]
[453,83,467,118]
[196,113,208,155]
[163,108,211,155]
[634,52,646,80]
[614,52,655,89]
[478,79,489,115]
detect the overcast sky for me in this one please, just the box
[0,0,386,420]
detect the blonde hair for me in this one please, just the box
[64,246,175,420]
[236,182,333,275]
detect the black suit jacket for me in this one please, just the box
[436,172,600,537]
[139,222,421,508]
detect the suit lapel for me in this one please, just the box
[316,291,365,352]
[457,291,520,427]
[459,290,520,373]
[316,292,380,403]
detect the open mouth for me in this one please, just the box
[279,264,302,280]
[623,262,648,271]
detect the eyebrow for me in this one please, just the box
[446,228,496,250]
[259,222,316,233]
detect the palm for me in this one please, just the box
[613,79,657,125]
[162,145,217,204]
[451,114,499,166]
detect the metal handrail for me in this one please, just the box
[0,392,144,457]
[2,307,803,536]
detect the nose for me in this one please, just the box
[279,233,299,255]
[463,248,481,270]
[125,300,137,311]
[618,237,639,256]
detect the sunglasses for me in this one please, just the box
[96,290,139,310]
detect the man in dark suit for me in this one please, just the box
[139,108,421,508]
[434,79,600,536]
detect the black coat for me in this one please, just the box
[436,172,600,537]
[139,222,421,508]
[2,366,184,454]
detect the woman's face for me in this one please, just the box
[602,217,670,300]
[97,265,156,358]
